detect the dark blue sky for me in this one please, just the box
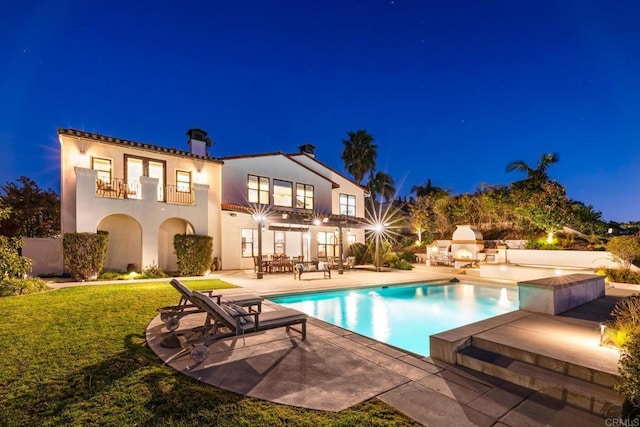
[2,1,639,222]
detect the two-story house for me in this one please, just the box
[59,129,367,275]
[219,144,368,271]
[59,128,222,273]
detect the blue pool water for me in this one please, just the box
[271,283,519,356]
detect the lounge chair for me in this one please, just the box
[158,279,263,331]
[170,290,307,363]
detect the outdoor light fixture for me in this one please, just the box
[313,219,321,226]
[322,217,329,223]
[599,323,606,346]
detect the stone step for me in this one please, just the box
[471,335,618,388]
[457,346,623,416]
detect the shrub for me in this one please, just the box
[173,234,213,276]
[615,332,640,422]
[0,236,32,279]
[605,321,636,348]
[598,268,640,284]
[0,277,49,296]
[608,236,640,270]
[604,295,640,348]
[392,259,413,270]
[141,264,169,279]
[347,242,367,264]
[98,271,124,281]
[63,232,109,280]
[398,251,418,263]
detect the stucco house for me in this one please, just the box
[59,128,222,273]
[59,129,367,274]
[219,144,368,271]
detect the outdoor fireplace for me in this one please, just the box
[450,225,485,268]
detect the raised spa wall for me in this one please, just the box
[517,273,605,315]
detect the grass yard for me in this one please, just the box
[0,280,418,426]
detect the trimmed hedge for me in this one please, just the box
[173,234,213,276]
[63,232,109,280]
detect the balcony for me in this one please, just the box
[95,178,194,205]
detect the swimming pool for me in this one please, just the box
[271,282,519,356]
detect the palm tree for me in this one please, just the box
[506,152,559,182]
[341,130,377,185]
[367,171,396,203]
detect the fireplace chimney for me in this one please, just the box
[187,128,212,156]
[298,143,316,157]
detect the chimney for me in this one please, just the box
[298,143,316,157]
[186,128,212,156]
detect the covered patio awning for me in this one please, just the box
[221,203,369,229]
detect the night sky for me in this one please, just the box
[2,1,639,222]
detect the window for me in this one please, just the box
[125,155,166,201]
[241,228,258,257]
[92,157,112,184]
[296,183,314,210]
[274,231,285,254]
[248,174,269,204]
[176,170,191,193]
[317,231,338,258]
[273,179,292,207]
[340,194,356,216]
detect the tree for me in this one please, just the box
[411,178,448,198]
[367,171,396,203]
[0,176,60,238]
[341,130,377,185]
[408,196,435,242]
[607,236,640,271]
[506,152,559,183]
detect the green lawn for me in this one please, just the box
[0,280,418,426]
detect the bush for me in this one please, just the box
[615,332,640,422]
[0,236,32,279]
[608,236,640,270]
[97,271,124,281]
[141,264,168,279]
[347,242,367,264]
[398,251,418,263]
[392,259,413,270]
[63,232,109,280]
[173,234,213,276]
[598,268,640,284]
[0,276,49,296]
[604,295,640,348]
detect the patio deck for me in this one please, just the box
[145,265,633,426]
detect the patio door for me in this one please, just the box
[126,156,165,201]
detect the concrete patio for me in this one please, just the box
[144,265,633,426]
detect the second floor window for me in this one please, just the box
[340,194,356,216]
[248,174,269,204]
[296,183,314,210]
[92,157,112,184]
[176,170,191,192]
[273,179,292,207]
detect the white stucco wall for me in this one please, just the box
[59,132,222,272]
[221,155,334,211]
[289,153,367,218]
[504,249,629,270]
[21,238,64,276]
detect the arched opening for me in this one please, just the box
[159,218,194,273]
[97,214,142,272]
